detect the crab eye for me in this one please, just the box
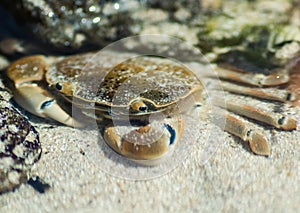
[55,83,63,91]
[130,100,148,112]
[139,105,148,112]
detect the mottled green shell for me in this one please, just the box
[46,51,202,111]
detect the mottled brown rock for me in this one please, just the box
[0,97,41,193]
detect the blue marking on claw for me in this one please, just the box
[40,100,54,110]
[164,124,176,145]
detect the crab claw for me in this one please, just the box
[13,84,82,127]
[6,55,82,128]
[103,114,183,165]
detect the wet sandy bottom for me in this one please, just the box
[0,94,299,212]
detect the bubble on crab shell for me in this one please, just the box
[71,35,227,180]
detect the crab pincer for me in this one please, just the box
[6,55,82,127]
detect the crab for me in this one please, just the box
[4,48,297,165]
[0,0,298,197]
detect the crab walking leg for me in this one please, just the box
[212,65,290,86]
[216,102,297,130]
[224,114,270,156]
[6,55,82,127]
[220,82,293,102]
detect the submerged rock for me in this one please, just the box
[0,97,41,193]
[0,0,200,53]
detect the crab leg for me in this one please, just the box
[6,55,82,127]
[213,65,290,86]
[223,113,270,156]
[220,82,293,102]
[216,101,297,130]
